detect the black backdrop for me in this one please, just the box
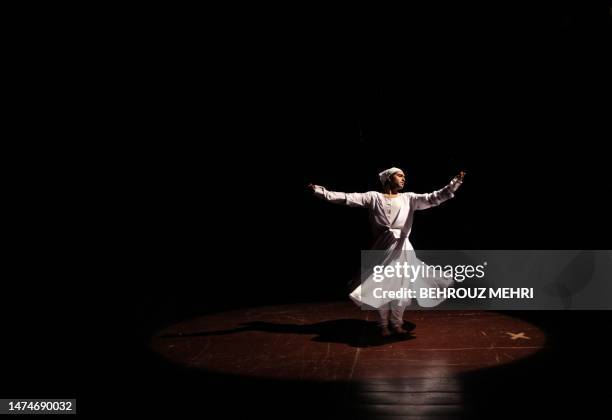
[135,4,612,418]
[139,1,611,325]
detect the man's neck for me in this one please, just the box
[382,187,400,196]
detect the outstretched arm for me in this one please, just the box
[307,184,373,208]
[410,171,465,210]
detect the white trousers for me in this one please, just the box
[377,300,407,327]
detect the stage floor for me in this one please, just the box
[145,302,560,418]
[151,302,546,381]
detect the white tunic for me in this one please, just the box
[314,182,460,308]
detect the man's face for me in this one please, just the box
[390,171,405,190]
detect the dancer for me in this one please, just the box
[308,168,465,336]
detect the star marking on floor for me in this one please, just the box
[505,332,530,340]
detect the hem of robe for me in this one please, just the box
[349,280,454,309]
[348,286,411,309]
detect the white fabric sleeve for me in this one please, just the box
[313,186,373,208]
[410,180,462,210]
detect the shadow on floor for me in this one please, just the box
[158,318,417,347]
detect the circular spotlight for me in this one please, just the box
[151,302,545,381]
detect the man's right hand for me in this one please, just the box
[307,184,321,192]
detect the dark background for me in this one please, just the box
[1,1,610,418]
[140,0,611,319]
[134,3,611,417]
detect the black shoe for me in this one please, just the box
[390,324,409,335]
[379,326,392,337]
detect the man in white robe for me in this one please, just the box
[309,168,464,336]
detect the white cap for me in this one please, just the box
[378,167,403,185]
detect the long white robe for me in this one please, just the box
[314,183,459,308]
